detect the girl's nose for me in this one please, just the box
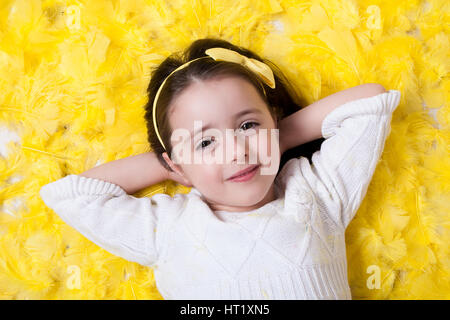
[224,131,250,164]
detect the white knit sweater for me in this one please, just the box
[40,90,401,300]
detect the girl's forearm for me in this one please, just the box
[278,83,386,153]
[78,152,169,195]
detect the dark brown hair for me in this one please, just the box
[144,37,324,175]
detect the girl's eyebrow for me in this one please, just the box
[190,108,262,138]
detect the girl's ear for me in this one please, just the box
[162,152,193,187]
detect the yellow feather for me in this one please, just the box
[0,0,448,300]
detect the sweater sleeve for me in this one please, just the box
[298,89,401,230]
[39,174,184,267]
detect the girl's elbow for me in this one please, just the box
[364,83,386,94]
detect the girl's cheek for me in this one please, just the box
[270,128,281,155]
[256,129,273,155]
[198,165,221,185]
[257,128,280,174]
[200,149,220,165]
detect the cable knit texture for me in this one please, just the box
[40,90,401,300]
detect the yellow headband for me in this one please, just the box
[152,47,276,151]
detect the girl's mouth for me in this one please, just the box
[227,164,260,183]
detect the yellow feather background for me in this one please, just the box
[0,0,448,299]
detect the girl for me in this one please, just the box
[40,38,401,299]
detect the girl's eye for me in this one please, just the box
[197,136,215,150]
[239,121,259,131]
[196,122,260,150]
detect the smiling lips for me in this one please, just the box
[227,164,260,182]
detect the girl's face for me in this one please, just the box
[163,75,281,213]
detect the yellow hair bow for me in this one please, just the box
[204,48,276,89]
[153,47,276,151]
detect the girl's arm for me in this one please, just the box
[280,88,401,229]
[79,151,170,195]
[279,83,386,154]
[40,172,186,267]
[40,152,187,267]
